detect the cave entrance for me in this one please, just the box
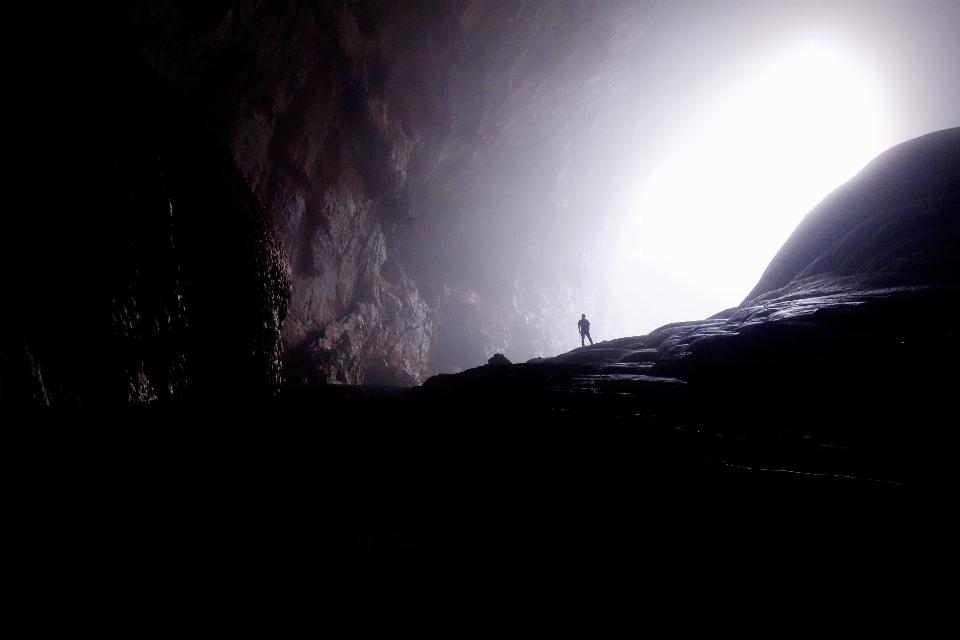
[606,41,889,337]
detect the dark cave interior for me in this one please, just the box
[3,0,959,614]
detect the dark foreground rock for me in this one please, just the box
[8,391,944,621]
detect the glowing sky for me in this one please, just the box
[608,41,890,337]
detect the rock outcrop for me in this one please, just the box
[746,127,960,298]
[649,128,960,386]
[413,128,960,455]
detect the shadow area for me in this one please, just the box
[9,367,943,618]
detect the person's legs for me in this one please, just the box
[587,332,593,345]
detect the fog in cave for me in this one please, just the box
[389,0,960,365]
[574,1,960,338]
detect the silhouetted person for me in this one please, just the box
[578,314,593,347]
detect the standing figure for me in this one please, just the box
[577,314,593,347]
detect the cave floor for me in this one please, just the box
[266,374,937,606]
[12,374,944,617]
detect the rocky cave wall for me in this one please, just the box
[123,0,686,384]
[2,26,290,405]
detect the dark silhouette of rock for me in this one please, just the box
[746,128,960,299]
[487,353,512,366]
[412,128,960,458]
[649,128,960,392]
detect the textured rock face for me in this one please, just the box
[1,45,290,405]
[123,0,667,384]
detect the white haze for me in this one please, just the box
[605,41,890,338]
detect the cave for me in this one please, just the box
[4,0,958,617]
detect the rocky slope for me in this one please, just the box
[413,127,960,459]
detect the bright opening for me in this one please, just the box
[607,42,888,337]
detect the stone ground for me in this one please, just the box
[9,367,946,624]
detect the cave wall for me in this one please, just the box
[1,31,290,405]
[123,0,662,383]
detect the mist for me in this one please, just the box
[570,0,960,342]
[37,0,957,385]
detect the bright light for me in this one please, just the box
[608,42,888,336]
